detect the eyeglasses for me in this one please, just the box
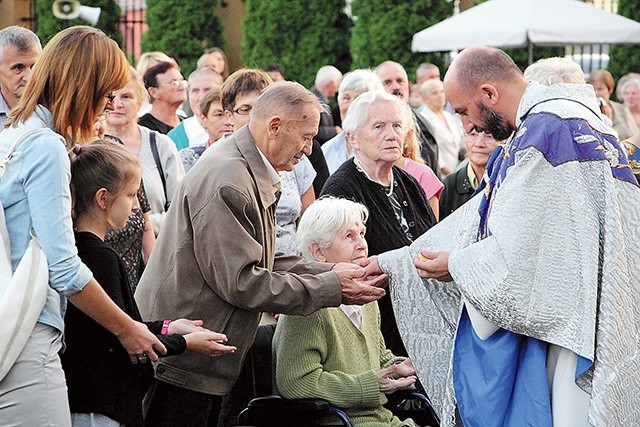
[158,79,188,89]
[105,93,116,103]
[232,105,252,116]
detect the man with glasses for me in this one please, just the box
[139,61,187,134]
[220,68,271,135]
[136,80,386,426]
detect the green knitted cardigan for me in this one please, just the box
[273,302,416,427]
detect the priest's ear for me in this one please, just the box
[479,84,500,106]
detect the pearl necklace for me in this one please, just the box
[353,157,394,197]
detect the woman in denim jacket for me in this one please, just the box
[0,26,166,426]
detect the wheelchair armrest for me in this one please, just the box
[246,394,333,412]
[388,389,431,404]
[386,389,440,426]
[239,395,355,426]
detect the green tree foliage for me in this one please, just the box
[349,0,453,81]
[142,0,224,77]
[608,0,640,88]
[36,0,123,46]
[241,0,352,88]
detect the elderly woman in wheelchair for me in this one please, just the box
[272,197,418,427]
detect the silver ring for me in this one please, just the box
[138,354,147,361]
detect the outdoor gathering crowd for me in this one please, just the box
[0,22,639,427]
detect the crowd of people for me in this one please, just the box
[0,22,639,427]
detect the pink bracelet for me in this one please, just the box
[161,320,171,335]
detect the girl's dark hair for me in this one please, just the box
[71,139,139,217]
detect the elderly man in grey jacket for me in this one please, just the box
[136,81,386,426]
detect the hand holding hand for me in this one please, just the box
[392,359,416,379]
[333,264,386,305]
[184,331,237,356]
[376,364,417,394]
[168,318,207,335]
[414,250,452,282]
[355,256,386,278]
[117,320,167,364]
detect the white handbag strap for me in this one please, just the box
[0,200,10,276]
[0,128,43,265]
[0,129,40,180]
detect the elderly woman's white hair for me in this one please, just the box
[419,78,443,95]
[616,73,640,101]
[296,197,369,261]
[523,57,585,85]
[337,69,384,103]
[342,89,405,136]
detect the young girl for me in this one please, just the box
[63,140,236,427]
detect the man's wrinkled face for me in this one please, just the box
[269,105,319,172]
[377,63,409,100]
[188,74,221,115]
[0,44,41,107]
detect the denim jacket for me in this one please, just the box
[0,106,92,333]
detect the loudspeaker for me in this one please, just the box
[78,6,101,25]
[52,0,81,20]
[52,0,101,25]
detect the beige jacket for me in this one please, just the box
[135,126,341,395]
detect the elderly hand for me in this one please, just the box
[391,359,416,379]
[376,364,417,394]
[168,319,207,335]
[414,250,453,282]
[332,263,387,305]
[355,256,390,285]
[184,331,237,356]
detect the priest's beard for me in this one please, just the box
[475,102,514,141]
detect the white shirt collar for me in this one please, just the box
[256,147,281,190]
[339,304,362,329]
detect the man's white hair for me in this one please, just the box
[524,57,585,86]
[0,26,40,60]
[315,65,342,87]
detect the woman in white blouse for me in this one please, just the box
[420,79,466,176]
[106,67,185,236]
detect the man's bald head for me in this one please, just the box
[445,46,522,92]
[444,46,527,140]
[250,81,323,123]
[249,81,323,172]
